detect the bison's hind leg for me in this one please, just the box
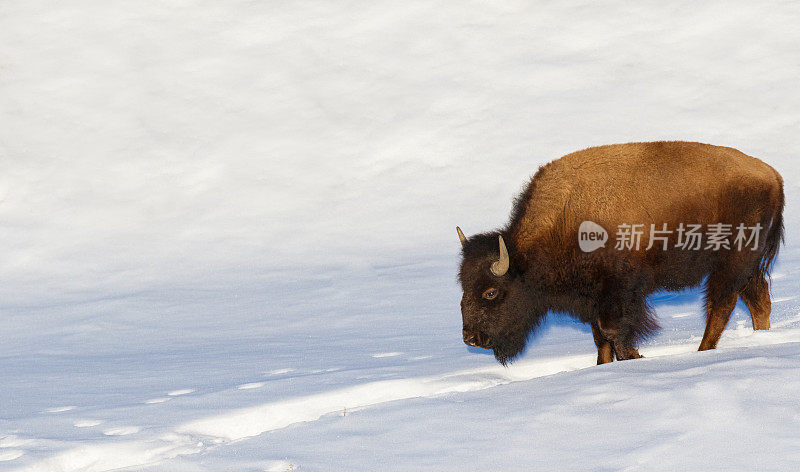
[739,275,771,330]
[698,271,741,351]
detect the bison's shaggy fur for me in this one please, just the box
[458,141,784,365]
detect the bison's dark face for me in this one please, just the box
[457,228,541,365]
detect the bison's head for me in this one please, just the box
[456,227,542,365]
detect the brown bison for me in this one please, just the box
[457,141,784,365]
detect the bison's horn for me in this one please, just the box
[491,235,509,276]
[456,226,467,248]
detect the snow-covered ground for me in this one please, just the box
[2,1,800,470]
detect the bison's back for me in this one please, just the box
[589,142,772,219]
[511,142,782,288]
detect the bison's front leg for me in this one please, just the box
[596,316,643,361]
[591,322,614,365]
[611,342,643,360]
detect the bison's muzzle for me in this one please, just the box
[462,329,491,349]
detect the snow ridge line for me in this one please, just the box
[177,352,595,441]
[12,353,597,472]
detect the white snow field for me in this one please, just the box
[2,0,800,470]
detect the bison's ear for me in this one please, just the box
[456,226,467,248]
[490,235,509,276]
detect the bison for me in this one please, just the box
[457,141,784,365]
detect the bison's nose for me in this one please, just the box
[463,329,478,346]
[463,329,490,348]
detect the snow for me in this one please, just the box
[168,343,800,472]
[1,0,800,470]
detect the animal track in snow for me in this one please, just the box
[0,436,28,462]
[103,426,140,436]
[145,397,171,404]
[372,352,402,358]
[44,406,76,413]
[268,368,294,375]
[0,449,24,461]
[0,435,34,448]
[74,420,104,428]
[237,382,265,390]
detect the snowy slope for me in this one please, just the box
[159,342,800,472]
[1,0,800,470]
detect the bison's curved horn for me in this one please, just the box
[491,235,509,276]
[456,226,467,248]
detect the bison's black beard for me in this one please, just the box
[490,312,544,366]
[491,332,530,366]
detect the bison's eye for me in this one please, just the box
[482,288,498,300]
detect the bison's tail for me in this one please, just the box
[757,172,784,283]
